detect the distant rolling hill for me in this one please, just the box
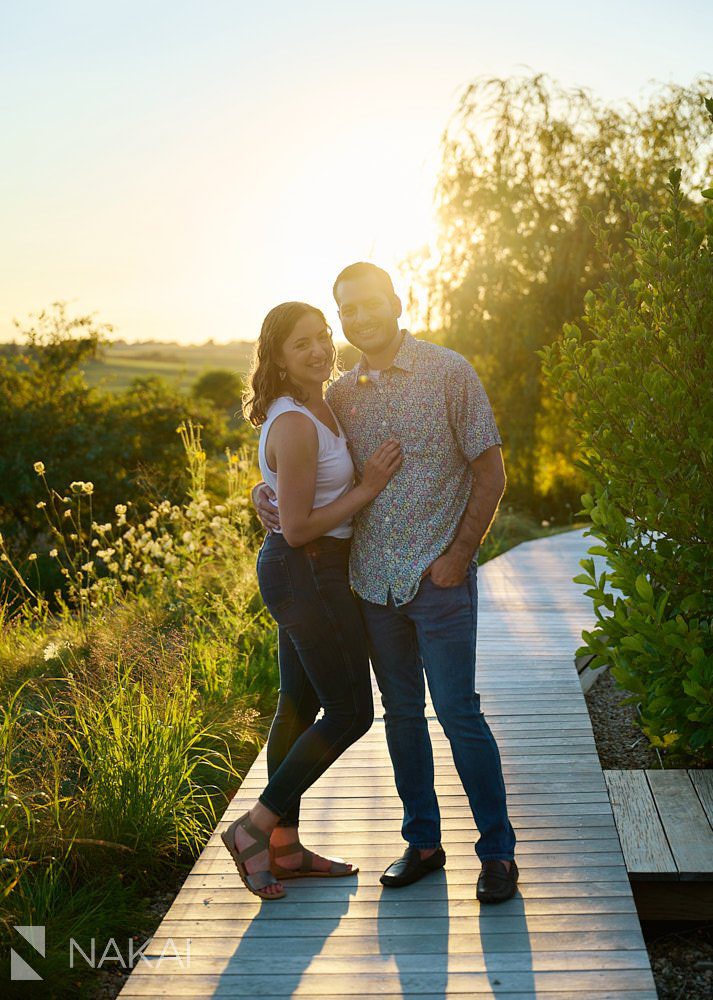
[81,340,360,392]
[1,339,362,393]
[81,340,257,392]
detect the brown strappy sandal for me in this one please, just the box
[270,840,358,880]
[221,812,286,900]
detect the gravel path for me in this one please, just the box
[585,668,660,769]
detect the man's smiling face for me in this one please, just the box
[334,272,402,355]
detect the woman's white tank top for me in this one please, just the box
[258,396,355,540]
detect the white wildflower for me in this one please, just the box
[33,461,45,475]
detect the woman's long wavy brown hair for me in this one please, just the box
[242,301,337,427]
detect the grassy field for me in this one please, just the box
[79,340,361,392]
[81,341,257,392]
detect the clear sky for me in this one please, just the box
[1,0,711,344]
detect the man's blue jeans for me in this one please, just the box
[359,564,516,861]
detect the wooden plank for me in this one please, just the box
[162,900,639,925]
[153,914,643,936]
[164,890,637,916]
[200,847,625,867]
[182,876,635,899]
[206,830,622,850]
[689,769,713,827]
[118,964,649,998]
[647,769,713,878]
[119,969,657,995]
[122,929,651,959]
[221,802,616,818]
[122,989,659,1000]
[604,770,676,879]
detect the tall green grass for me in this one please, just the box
[0,425,277,995]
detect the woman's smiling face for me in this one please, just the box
[278,311,334,389]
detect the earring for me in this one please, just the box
[278,369,286,381]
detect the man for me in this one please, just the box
[255,262,517,903]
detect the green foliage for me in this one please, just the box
[542,147,713,761]
[63,668,229,856]
[0,426,277,992]
[414,74,712,515]
[193,367,244,411]
[0,304,228,554]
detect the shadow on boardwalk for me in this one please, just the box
[479,889,534,996]
[216,880,358,997]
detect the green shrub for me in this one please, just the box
[0,305,228,559]
[192,368,243,411]
[542,111,713,760]
[414,74,712,515]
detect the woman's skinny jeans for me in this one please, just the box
[256,532,374,826]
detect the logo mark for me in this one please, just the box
[11,925,45,981]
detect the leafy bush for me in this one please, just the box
[0,305,227,553]
[193,368,243,411]
[411,74,713,515]
[542,113,713,760]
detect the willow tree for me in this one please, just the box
[416,75,712,513]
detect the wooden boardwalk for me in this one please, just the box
[121,529,657,998]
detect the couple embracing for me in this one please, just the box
[221,262,518,905]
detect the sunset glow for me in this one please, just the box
[1,0,710,344]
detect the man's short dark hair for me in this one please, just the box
[332,262,396,302]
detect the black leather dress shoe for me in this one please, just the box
[380,845,446,887]
[476,859,519,903]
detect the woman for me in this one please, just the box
[221,301,401,899]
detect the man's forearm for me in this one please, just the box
[449,459,506,563]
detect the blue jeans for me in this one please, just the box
[257,532,374,825]
[359,564,516,861]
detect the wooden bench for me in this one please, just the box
[605,769,713,920]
